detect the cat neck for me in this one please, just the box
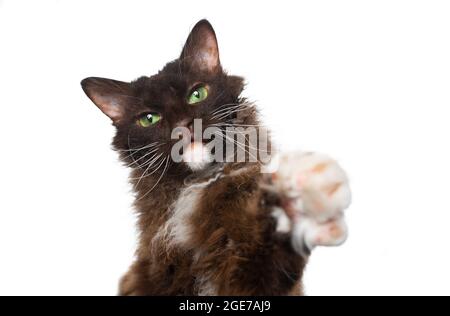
[130,161,261,215]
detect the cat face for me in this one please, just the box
[81,20,258,177]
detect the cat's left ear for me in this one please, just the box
[81,77,134,123]
[180,19,221,73]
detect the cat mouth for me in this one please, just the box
[182,141,214,171]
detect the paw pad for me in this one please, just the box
[269,151,352,255]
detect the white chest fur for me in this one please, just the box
[152,173,222,250]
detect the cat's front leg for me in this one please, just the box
[269,152,352,256]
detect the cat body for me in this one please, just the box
[81,20,351,296]
[120,163,305,295]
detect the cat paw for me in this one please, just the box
[290,216,348,256]
[270,152,352,255]
[277,152,351,220]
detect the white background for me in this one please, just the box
[1,0,449,296]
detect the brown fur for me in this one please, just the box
[117,163,306,295]
[81,20,307,296]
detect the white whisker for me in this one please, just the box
[126,145,164,168]
[134,153,164,185]
[211,106,254,121]
[210,102,252,119]
[138,156,171,200]
[214,132,258,161]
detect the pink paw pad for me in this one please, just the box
[269,151,351,256]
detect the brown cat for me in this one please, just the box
[81,20,351,295]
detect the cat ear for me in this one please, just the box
[180,19,221,73]
[81,77,133,123]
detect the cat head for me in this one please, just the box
[81,20,263,180]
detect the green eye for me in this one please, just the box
[187,86,208,104]
[138,113,161,127]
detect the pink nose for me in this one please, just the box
[176,119,194,131]
[173,119,195,140]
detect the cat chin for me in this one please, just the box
[182,142,214,171]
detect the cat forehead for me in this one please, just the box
[135,73,212,100]
[138,72,188,91]
[128,77,189,112]
[132,76,180,100]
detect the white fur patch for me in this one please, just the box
[196,275,218,296]
[183,142,213,171]
[153,172,222,249]
[226,165,255,178]
[164,186,202,247]
[193,239,236,295]
[271,207,291,233]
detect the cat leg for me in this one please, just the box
[189,167,306,295]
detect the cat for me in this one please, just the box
[81,19,351,295]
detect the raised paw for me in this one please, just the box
[269,152,352,255]
[291,217,348,255]
[277,152,351,220]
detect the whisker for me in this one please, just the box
[138,156,171,201]
[120,140,161,155]
[125,145,164,167]
[211,106,254,121]
[216,130,266,153]
[138,152,165,170]
[211,123,263,128]
[210,102,254,120]
[126,150,157,168]
[134,153,165,185]
[119,142,160,153]
[210,103,240,115]
[214,132,258,161]
[210,102,252,117]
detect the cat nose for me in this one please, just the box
[176,118,194,131]
[173,119,194,139]
[187,121,194,135]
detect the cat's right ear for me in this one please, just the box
[81,77,133,123]
[180,19,221,73]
